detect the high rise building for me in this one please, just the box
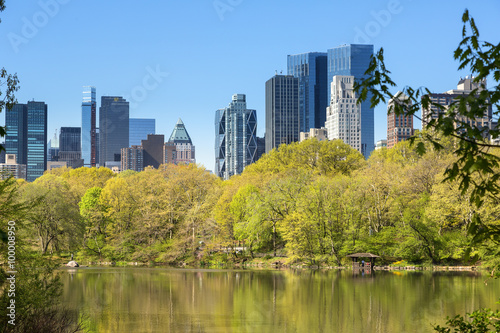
[167,119,195,165]
[265,75,300,153]
[130,118,156,147]
[299,128,328,142]
[422,76,492,133]
[59,127,83,168]
[81,86,97,167]
[5,101,47,181]
[26,101,48,181]
[5,103,28,165]
[387,91,414,149]
[325,76,362,153]
[327,44,374,158]
[287,52,328,131]
[215,94,257,179]
[121,146,144,172]
[99,96,129,167]
[47,129,59,162]
[142,134,164,168]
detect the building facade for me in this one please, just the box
[0,154,27,180]
[287,52,328,132]
[299,128,328,142]
[5,101,47,182]
[265,75,300,153]
[325,76,362,153]
[166,119,195,165]
[215,94,257,179]
[327,44,374,158]
[422,76,492,133]
[121,146,144,172]
[129,118,156,147]
[142,134,164,168]
[81,86,97,167]
[99,96,129,166]
[387,91,414,149]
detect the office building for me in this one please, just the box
[130,118,156,147]
[5,101,47,182]
[121,146,144,172]
[387,92,414,148]
[376,140,387,150]
[5,103,28,165]
[422,76,492,133]
[265,75,300,152]
[81,86,97,167]
[59,127,83,168]
[99,96,129,167]
[0,154,26,180]
[163,142,177,165]
[327,44,374,158]
[287,52,328,131]
[47,130,59,162]
[300,128,328,142]
[255,137,266,162]
[215,94,257,179]
[142,134,164,168]
[325,76,362,153]
[167,119,195,165]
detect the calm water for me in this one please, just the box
[61,268,500,333]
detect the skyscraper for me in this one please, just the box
[387,91,414,149]
[287,52,328,131]
[325,76,362,153]
[81,86,96,167]
[142,134,165,168]
[99,96,129,167]
[215,94,257,179]
[59,127,83,168]
[121,146,144,172]
[5,101,49,182]
[166,119,195,165]
[327,44,374,158]
[129,118,156,147]
[265,75,300,153]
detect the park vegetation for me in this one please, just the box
[0,135,498,270]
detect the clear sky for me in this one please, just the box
[1,1,499,171]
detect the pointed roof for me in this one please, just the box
[168,118,192,144]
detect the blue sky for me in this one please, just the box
[1,1,499,170]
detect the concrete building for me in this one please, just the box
[300,128,328,142]
[142,134,165,168]
[167,119,195,165]
[387,91,414,149]
[422,76,492,135]
[121,146,144,172]
[325,76,362,153]
[375,139,387,150]
[215,94,257,179]
[0,154,27,180]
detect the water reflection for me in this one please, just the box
[60,268,499,333]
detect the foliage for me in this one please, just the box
[433,307,500,333]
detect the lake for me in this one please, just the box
[61,267,500,332]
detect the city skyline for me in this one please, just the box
[1,1,499,170]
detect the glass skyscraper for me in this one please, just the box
[129,118,156,147]
[81,86,96,167]
[265,75,300,153]
[5,104,28,165]
[215,94,257,180]
[287,52,328,132]
[99,96,129,166]
[327,44,374,158]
